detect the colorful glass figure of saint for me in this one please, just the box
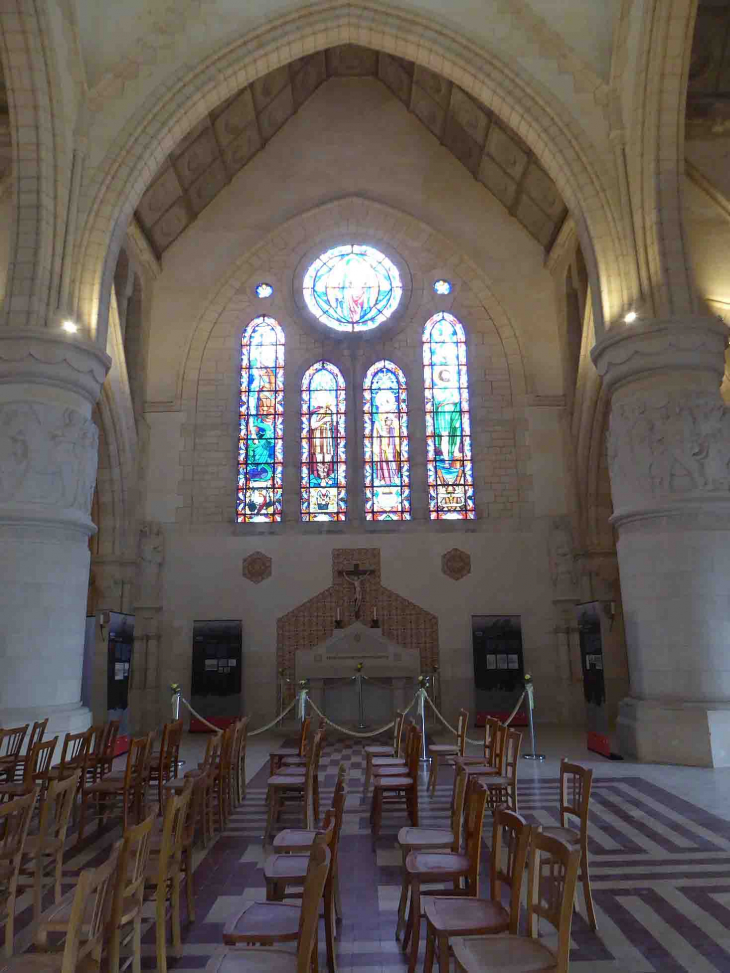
[301,361,347,521]
[237,317,284,522]
[302,245,402,332]
[363,361,411,521]
[423,312,476,520]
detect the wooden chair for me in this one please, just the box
[363,710,405,794]
[180,732,221,845]
[212,723,236,831]
[466,726,522,812]
[265,774,347,973]
[370,726,421,839]
[452,715,501,770]
[541,758,597,930]
[0,789,36,958]
[162,769,207,922]
[7,843,120,973]
[17,771,79,920]
[276,728,326,824]
[206,840,330,973]
[0,725,30,784]
[12,719,48,782]
[149,720,183,809]
[230,716,249,806]
[452,831,582,973]
[108,809,156,973]
[82,724,108,786]
[395,764,469,941]
[423,806,532,972]
[265,730,323,841]
[144,779,194,973]
[368,721,417,781]
[427,708,468,795]
[0,737,58,807]
[99,720,121,778]
[269,716,311,776]
[77,732,153,842]
[402,779,489,973]
[47,729,92,785]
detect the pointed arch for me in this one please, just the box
[363,360,411,521]
[423,313,475,520]
[237,316,284,523]
[301,361,347,522]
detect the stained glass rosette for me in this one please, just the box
[237,317,284,522]
[301,361,347,521]
[363,360,411,521]
[423,312,476,520]
[303,245,402,332]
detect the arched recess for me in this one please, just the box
[628,0,701,319]
[0,2,70,328]
[72,3,627,352]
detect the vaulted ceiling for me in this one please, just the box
[687,0,730,139]
[134,44,569,258]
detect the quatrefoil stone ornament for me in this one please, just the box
[441,548,471,581]
[242,551,272,584]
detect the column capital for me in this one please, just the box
[591,316,729,395]
[0,328,111,407]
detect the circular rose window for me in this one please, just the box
[302,245,403,332]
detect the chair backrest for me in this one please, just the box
[64,843,121,972]
[296,839,331,973]
[26,718,48,754]
[463,780,489,894]
[503,728,522,789]
[492,723,508,774]
[111,809,156,928]
[331,762,346,811]
[165,719,184,774]
[298,716,312,757]
[400,720,417,760]
[23,736,58,792]
[101,720,121,772]
[58,728,92,771]
[456,709,469,756]
[449,765,469,851]
[38,770,79,852]
[559,759,593,837]
[0,724,29,760]
[88,724,106,760]
[153,779,193,886]
[407,727,422,779]
[328,765,347,874]
[491,806,532,933]
[0,788,36,878]
[526,831,582,970]
[201,732,221,772]
[391,710,405,754]
[484,716,500,765]
[124,732,154,792]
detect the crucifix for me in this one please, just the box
[338,562,375,619]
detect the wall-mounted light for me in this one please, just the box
[61,319,78,333]
[623,310,637,324]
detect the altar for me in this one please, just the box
[296,622,420,727]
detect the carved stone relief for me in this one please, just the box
[0,402,98,513]
[137,521,164,605]
[242,550,272,584]
[441,548,472,581]
[547,517,578,596]
[608,390,730,510]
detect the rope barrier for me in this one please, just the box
[307,692,419,739]
[361,675,397,690]
[175,692,299,737]
[177,696,223,734]
[422,690,527,746]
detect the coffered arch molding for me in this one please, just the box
[73,3,627,352]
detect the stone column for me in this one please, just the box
[592,317,730,766]
[0,329,110,735]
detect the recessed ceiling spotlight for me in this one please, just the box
[433,279,452,295]
[61,319,78,333]
[256,283,274,299]
[624,310,637,324]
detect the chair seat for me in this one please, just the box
[424,895,509,935]
[85,777,125,794]
[451,755,489,766]
[397,827,454,851]
[275,767,307,777]
[371,756,405,767]
[264,854,308,882]
[270,749,299,759]
[272,829,318,852]
[406,850,469,877]
[364,745,393,756]
[373,775,413,789]
[205,946,298,973]
[222,900,300,943]
[0,954,85,972]
[465,765,503,778]
[163,776,189,792]
[0,783,31,798]
[24,834,63,857]
[540,825,580,845]
[452,932,557,971]
[280,755,306,765]
[371,764,408,777]
[428,745,459,755]
[267,774,305,788]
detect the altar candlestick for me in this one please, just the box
[336,607,341,622]
[372,605,378,622]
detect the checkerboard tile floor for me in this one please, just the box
[10,736,730,972]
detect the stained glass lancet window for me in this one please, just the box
[363,360,411,521]
[237,316,284,523]
[301,361,347,521]
[423,312,476,520]
[302,245,402,332]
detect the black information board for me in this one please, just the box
[107,612,134,734]
[191,620,242,721]
[472,615,526,724]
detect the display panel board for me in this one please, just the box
[190,620,243,730]
[472,615,527,725]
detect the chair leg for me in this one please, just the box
[324,878,337,973]
[423,923,436,973]
[582,842,598,930]
[4,904,14,958]
[155,890,168,973]
[363,756,372,797]
[438,931,450,973]
[133,915,143,973]
[185,846,195,922]
[108,929,121,973]
[171,876,183,957]
[395,868,409,940]
[407,880,421,973]
[428,756,437,796]
[333,866,342,920]
[33,856,43,920]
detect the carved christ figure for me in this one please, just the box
[343,571,364,618]
[309,400,335,483]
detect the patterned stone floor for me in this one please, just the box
[9,733,730,972]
